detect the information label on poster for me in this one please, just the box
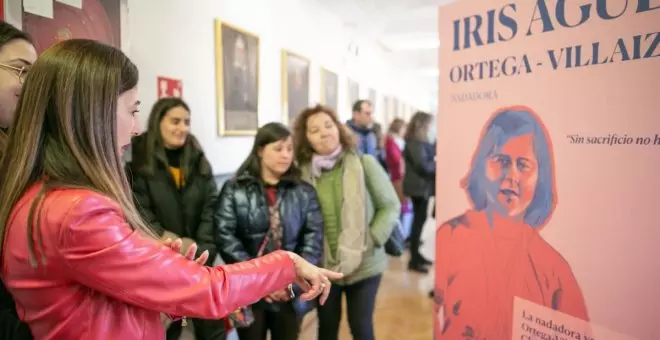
[434,1,659,340]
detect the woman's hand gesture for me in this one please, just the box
[286,252,343,305]
[164,238,209,265]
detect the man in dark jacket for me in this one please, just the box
[346,99,378,157]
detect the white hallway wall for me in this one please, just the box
[8,0,434,174]
[126,0,434,174]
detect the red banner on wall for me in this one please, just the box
[157,76,182,99]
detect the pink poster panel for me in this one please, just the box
[434,1,659,340]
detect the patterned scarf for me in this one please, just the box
[258,192,283,256]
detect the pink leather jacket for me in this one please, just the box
[1,183,297,340]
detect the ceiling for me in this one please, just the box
[315,0,456,95]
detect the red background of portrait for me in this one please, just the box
[22,0,121,53]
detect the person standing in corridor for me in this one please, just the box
[403,111,436,274]
[346,100,378,158]
[0,21,37,340]
[216,122,324,340]
[126,97,227,340]
[294,105,400,340]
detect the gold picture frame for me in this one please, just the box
[368,88,377,111]
[281,49,310,127]
[383,95,392,125]
[347,78,360,111]
[320,67,339,114]
[214,19,260,136]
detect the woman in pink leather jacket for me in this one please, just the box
[0,39,340,340]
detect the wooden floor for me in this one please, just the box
[181,218,438,340]
[297,253,435,340]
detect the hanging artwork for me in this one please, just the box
[214,20,260,136]
[320,67,338,113]
[281,50,310,126]
[347,78,359,110]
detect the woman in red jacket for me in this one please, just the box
[384,118,407,210]
[0,39,340,340]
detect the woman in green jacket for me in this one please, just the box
[293,104,400,340]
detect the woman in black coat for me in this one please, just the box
[215,122,323,340]
[126,97,225,340]
[403,111,437,274]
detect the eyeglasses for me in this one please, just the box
[0,63,28,84]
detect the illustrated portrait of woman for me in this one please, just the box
[434,106,589,339]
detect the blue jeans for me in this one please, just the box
[317,275,382,340]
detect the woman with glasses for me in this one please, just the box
[0,22,35,149]
[0,21,37,340]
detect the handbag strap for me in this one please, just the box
[256,195,283,257]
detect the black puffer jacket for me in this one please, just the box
[126,134,217,265]
[215,172,323,267]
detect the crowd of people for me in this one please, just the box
[0,20,437,340]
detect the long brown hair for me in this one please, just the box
[0,39,155,265]
[404,111,433,142]
[387,118,406,136]
[293,104,355,164]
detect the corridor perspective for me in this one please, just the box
[1,0,442,339]
[2,0,658,339]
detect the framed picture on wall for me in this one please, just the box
[383,96,391,124]
[320,67,338,114]
[347,78,359,111]
[392,97,399,118]
[368,88,377,110]
[281,50,310,126]
[22,0,121,53]
[214,19,260,136]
